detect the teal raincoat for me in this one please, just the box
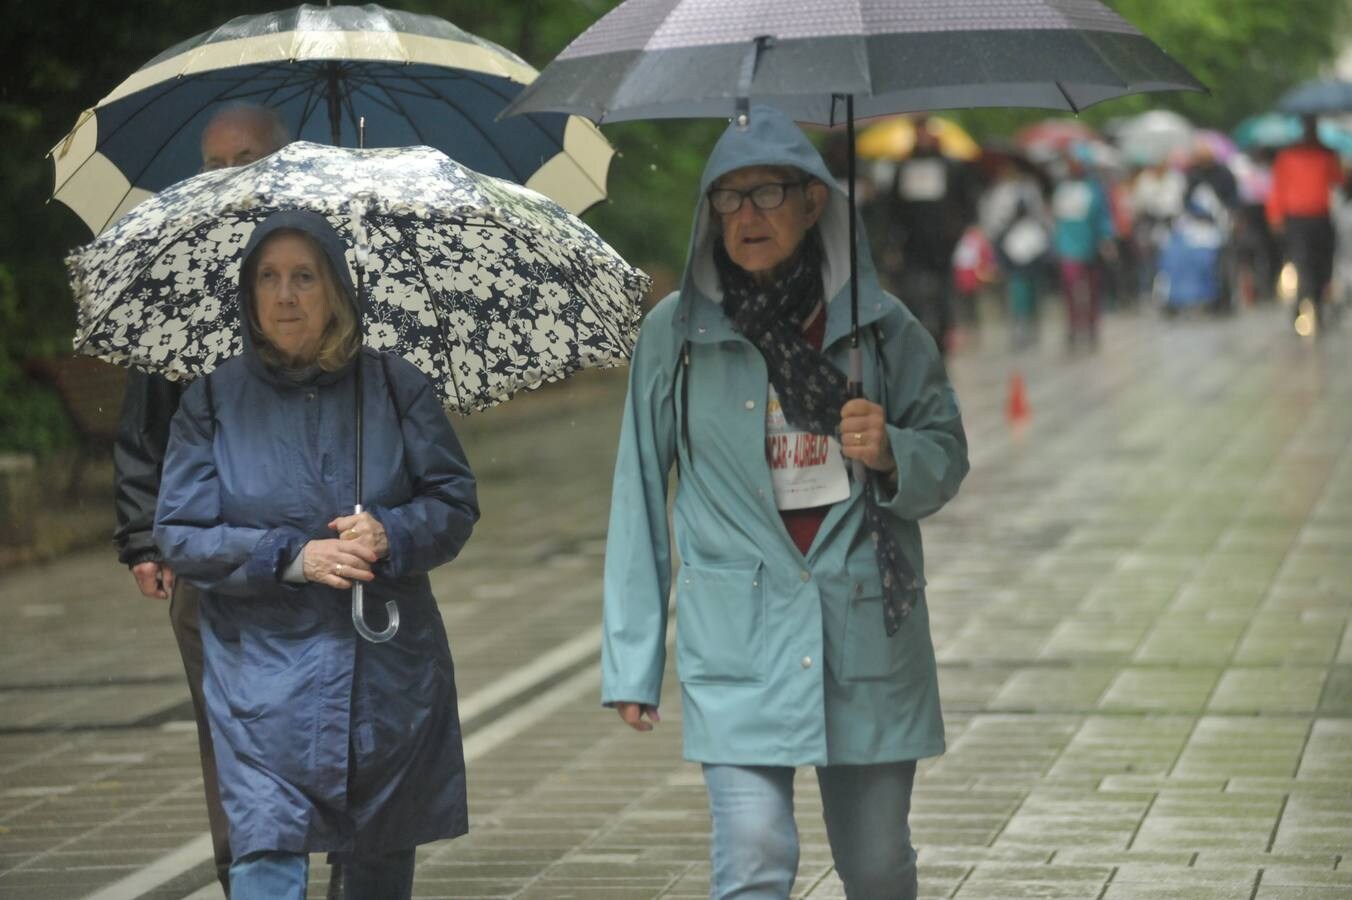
[602,107,969,766]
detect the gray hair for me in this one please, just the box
[202,102,291,154]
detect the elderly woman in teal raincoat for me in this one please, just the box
[603,106,968,899]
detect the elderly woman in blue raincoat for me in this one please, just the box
[155,210,478,900]
[603,107,968,899]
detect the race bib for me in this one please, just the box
[765,385,851,510]
[899,158,947,201]
[1003,218,1049,265]
[1053,181,1093,220]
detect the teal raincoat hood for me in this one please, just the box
[681,105,889,349]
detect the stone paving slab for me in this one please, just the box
[0,305,1349,899]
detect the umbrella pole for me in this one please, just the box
[327,62,342,145]
[845,95,866,485]
[351,258,399,644]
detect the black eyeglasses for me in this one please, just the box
[707,181,807,215]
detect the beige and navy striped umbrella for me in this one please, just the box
[50,3,614,235]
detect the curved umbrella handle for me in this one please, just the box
[352,583,399,643]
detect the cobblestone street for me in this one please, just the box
[1,304,1348,899]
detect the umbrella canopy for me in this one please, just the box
[502,0,1205,124]
[1277,78,1352,115]
[50,3,614,235]
[1194,129,1236,164]
[855,115,981,161]
[1233,112,1305,149]
[1114,109,1194,165]
[66,141,649,415]
[1234,112,1352,159]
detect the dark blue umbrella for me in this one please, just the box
[50,3,614,235]
[1278,78,1352,116]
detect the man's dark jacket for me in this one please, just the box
[113,372,183,566]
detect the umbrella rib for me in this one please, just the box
[1054,81,1081,115]
[400,72,534,184]
[1063,28,1133,111]
[350,76,434,145]
[58,81,205,232]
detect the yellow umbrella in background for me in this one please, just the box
[856,115,982,161]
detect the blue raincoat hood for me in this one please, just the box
[237,209,360,385]
[682,105,883,332]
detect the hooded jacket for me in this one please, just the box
[602,107,968,766]
[155,210,479,857]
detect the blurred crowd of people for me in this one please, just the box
[840,110,1352,354]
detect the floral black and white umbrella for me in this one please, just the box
[67,141,649,415]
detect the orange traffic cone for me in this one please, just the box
[1006,370,1031,426]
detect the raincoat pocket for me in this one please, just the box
[675,561,765,684]
[842,567,925,682]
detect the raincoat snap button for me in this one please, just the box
[801,656,813,669]
[744,399,755,410]
[306,392,316,402]
[799,570,811,583]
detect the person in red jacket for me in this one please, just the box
[1266,116,1345,332]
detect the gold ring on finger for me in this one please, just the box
[854,432,863,444]
[336,564,343,575]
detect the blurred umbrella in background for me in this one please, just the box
[855,115,982,161]
[1193,129,1237,164]
[1234,112,1306,149]
[1015,118,1102,161]
[1114,109,1194,165]
[1234,112,1352,159]
[50,3,614,235]
[1277,78,1352,116]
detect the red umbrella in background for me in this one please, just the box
[1015,118,1101,160]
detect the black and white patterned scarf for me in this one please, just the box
[715,236,917,635]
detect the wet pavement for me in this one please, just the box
[1,303,1348,899]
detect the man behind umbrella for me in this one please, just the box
[112,102,288,897]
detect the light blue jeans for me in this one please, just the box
[702,762,917,900]
[229,848,416,900]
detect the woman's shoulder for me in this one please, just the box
[630,291,688,360]
[364,347,423,382]
[641,291,684,332]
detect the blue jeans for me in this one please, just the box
[230,849,416,900]
[702,762,917,900]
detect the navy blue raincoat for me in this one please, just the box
[155,211,479,858]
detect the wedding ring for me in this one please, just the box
[854,432,863,445]
[335,564,343,575]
